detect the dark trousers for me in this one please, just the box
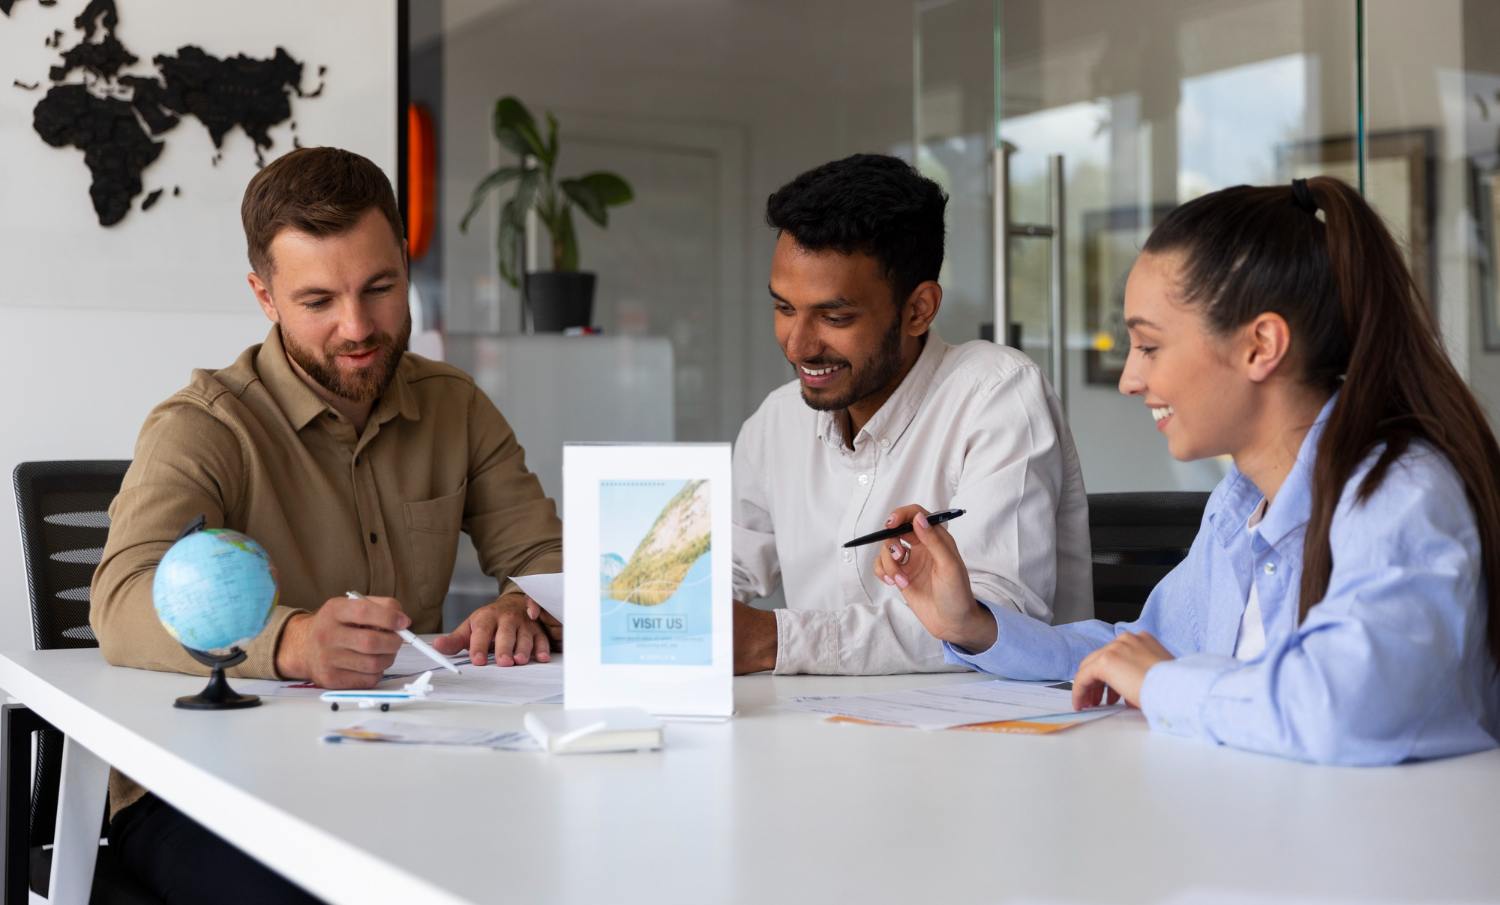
[109,793,324,905]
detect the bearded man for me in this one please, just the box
[731,154,1093,675]
[91,147,561,902]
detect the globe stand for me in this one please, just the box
[175,646,261,710]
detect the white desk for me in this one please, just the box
[3,648,1499,905]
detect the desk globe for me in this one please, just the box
[152,517,279,709]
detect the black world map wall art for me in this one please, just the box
[3,0,326,226]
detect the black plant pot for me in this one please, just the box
[525,271,596,332]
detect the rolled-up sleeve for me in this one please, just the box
[91,398,302,679]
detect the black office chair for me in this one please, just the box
[5,460,161,905]
[1088,491,1211,625]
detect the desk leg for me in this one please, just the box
[45,737,107,905]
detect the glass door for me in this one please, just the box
[992,0,1361,492]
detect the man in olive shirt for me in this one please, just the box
[90,147,562,903]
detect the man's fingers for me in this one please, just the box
[468,612,497,667]
[345,625,404,657]
[532,627,551,663]
[511,619,534,665]
[491,616,518,667]
[340,596,409,632]
[429,625,468,655]
[524,597,541,621]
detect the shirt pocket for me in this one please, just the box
[403,481,467,615]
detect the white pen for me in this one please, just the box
[346,591,461,674]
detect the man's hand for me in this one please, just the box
[873,505,997,653]
[733,601,777,674]
[432,593,552,666]
[275,594,407,689]
[1071,632,1174,710]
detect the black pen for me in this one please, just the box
[842,508,966,549]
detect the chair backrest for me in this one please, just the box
[1088,491,1211,625]
[13,460,131,651]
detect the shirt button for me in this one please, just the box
[369,532,378,544]
[879,438,891,450]
[1263,562,1276,575]
[858,474,870,485]
[842,550,853,563]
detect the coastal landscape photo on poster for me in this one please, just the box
[599,478,713,665]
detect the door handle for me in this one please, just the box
[992,147,1066,412]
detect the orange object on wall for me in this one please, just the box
[407,103,436,261]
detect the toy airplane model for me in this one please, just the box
[321,671,435,712]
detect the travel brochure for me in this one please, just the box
[563,444,734,719]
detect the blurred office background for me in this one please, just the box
[406,0,1500,614]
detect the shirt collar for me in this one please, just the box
[816,330,950,451]
[256,326,421,431]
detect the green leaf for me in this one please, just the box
[458,165,523,233]
[511,169,541,224]
[546,112,559,164]
[492,96,549,164]
[496,213,522,288]
[578,171,633,206]
[560,178,607,227]
[554,206,579,271]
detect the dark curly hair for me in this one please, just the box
[765,153,947,307]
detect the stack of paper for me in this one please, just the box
[323,719,541,751]
[237,653,564,706]
[777,679,1122,733]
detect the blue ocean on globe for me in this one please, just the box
[152,529,280,655]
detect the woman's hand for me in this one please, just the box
[1071,632,1174,710]
[874,505,998,653]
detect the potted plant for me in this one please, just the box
[460,96,634,332]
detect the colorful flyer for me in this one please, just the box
[599,479,714,665]
[563,444,733,719]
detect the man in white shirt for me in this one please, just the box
[732,153,1093,675]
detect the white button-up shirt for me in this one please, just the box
[732,331,1094,675]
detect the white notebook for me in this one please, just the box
[524,707,664,754]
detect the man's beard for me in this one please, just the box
[282,311,412,404]
[797,310,905,412]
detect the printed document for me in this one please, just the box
[778,679,1121,730]
[237,651,563,706]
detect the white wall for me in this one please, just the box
[0,309,272,653]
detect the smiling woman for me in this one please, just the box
[877,176,1500,766]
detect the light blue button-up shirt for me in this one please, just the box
[947,397,1500,764]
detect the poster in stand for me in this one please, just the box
[563,443,733,720]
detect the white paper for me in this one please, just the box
[237,656,563,706]
[563,443,734,719]
[511,572,565,623]
[410,661,563,706]
[777,680,1118,730]
[323,719,542,751]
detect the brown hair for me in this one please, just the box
[241,147,404,277]
[1144,176,1500,664]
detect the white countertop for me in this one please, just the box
[3,648,1497,905]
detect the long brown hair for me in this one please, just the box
[1144,176,1500,663]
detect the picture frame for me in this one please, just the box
[1471,163,1500,351]
[562,442,734,720]
[1082,204,1174,386]
[1277,128,1437,307]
